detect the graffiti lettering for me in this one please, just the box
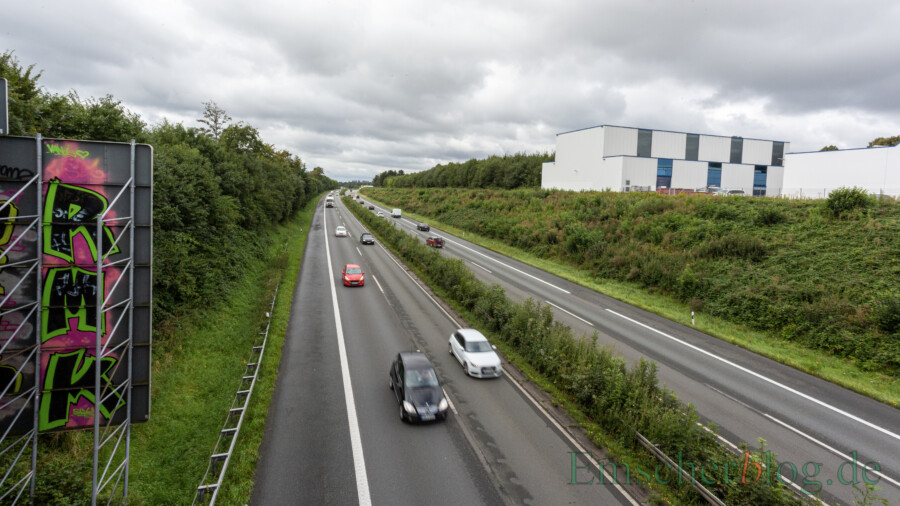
[41,267,104,342]
[45,144,90,159]
[0,363,23,396]
[0,164,36,180]
[39,349,123,431]
[43,179,119,263]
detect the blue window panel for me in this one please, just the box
[754,165,767,188]
[707,163,722,187]
[657,158,673,177]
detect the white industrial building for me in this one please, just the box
[781,144,900,198]
[541,124,789,195]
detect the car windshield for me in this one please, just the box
[362,234,372,239]
[405,368,439,388]
[465,341,493,353]
[346,267,361,274]
[336,227,345,232]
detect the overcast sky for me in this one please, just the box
[4,0,900,181]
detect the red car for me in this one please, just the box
[342,264,365,286]
[426,236,444,248]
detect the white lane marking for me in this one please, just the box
[442,237,570,294]
[764,414,900,489]
[356,247,362,256]
[503,372,640,506]
[372,274,385,294]
[606,308,900,444]
[470,261,492,274]
[442,388,459,416]
[376,241,461,327]
[323,211,372,506]
[545,300,593,326]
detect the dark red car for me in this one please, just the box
[342,264,365,286]
[426,236,444,248]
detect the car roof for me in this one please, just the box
[361,232,373,236]
[399,351,433,369]
[344,263,361,269]
[455,328,488,342]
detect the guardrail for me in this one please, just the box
[193,288,278,505]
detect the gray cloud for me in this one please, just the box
[3,0,899,180]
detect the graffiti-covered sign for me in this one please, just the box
[0,135,152,433]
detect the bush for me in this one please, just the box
[826,187,873,217]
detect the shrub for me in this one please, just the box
[826,187,873,217]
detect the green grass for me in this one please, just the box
[364,191,900,408]
[125,197,317,504]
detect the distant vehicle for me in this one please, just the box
[391,208,402,218]
[714,188,745,196]
[335,226,348,237]
[325,196,334,208]
[360,233,375,245]
[426,236,444,248]
[377,211,384,217]
[368,204,375,210]
[341,263,365,286]
[449,329,502,378]
[417,223,430,232]
[389,352,449,422]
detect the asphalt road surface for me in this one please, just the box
[251,197,639,505]
[365,198,900,506]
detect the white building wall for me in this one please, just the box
[651,130,686,159]
[549,128,605,191]
[672,160,708,189]
[602,126,637,157]
[766,165,785,195]
[782,144,900,197]
[742,139,774,166]
[596,157,626,190]
[622,157,659,189]
[721,163,755,192]
[698,135,731,163]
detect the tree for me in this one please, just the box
[868,135,900,147]
[820,145,838,151]
[198,100,231,139]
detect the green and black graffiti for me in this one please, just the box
[39,349,123,431]
[43,178,119,264]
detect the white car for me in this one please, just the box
[449,328,502,378]
[335,226,348,237]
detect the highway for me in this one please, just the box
[359,196,900,506]
[251,196,640,505]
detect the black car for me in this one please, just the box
[416,223,430,232]
[368,204,375,210]
[360,232,375,245]
[389,352,449,423]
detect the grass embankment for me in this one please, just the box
[361,188,900,406]
[30,197,316,504]
[345,195,802,505]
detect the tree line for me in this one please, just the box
[1,50,339,320]
[372,151,553,189]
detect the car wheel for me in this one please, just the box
[463,362,469,376]
[399,405,406,422]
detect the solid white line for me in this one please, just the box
[605,308,900,444]
[323,211,372,506]
[377,242,461,327]
[442,388,459,416]
[470,261,492,274]
[764,414,900,489]
[442,237,570,294]
[503,372,640,506]
[545,300,593,326]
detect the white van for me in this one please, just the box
[391,208,401,218]
[325,196,335,208]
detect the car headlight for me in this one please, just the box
[470,362,478,369]
[343,276,349,281]
[359,275,364,281]
[403,401,416,414]
[438,398,448,411]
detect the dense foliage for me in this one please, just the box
[2,51,339,320]
[365,187,900,376]
[372,152,553,189]
[346,196,797,504]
